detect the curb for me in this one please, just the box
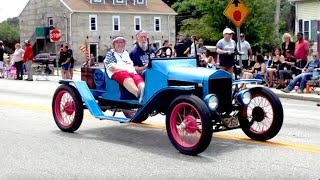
[274,92,320,102]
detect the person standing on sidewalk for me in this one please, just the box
[216,28,237,74]
[59,45,72,79]
[237,33,252,70]
[12,43,25,80]
[23,40,34,81]
[0,40,4,78]
[294,32,309,70]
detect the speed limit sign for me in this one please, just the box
[50,29,61,42]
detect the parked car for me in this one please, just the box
[34,53,58,66]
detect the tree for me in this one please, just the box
[172,0,292,52]
[0,17,19,53]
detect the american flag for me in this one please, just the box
[80,42,90,61]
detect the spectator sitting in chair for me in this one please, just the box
[281,52,320,93]
[239,54,266,89]
[276,50,297,89]
[266,48,283,88]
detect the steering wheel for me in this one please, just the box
[154,46,173,58]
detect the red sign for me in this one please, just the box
[50,29,61,42]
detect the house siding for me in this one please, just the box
[19,0,70,53]
[19,0,176,63]
[295,1,319,53]
[71,13,175,60]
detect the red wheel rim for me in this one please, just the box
[170,103,203,148]
[54,90,76,127]
[243,94,274,134]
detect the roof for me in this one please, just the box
[60,0,177,15]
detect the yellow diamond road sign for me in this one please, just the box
[224,0,250,28]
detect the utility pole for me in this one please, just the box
[275,0,281,37]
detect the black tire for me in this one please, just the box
[239,87,283,141]
[166,95,213,155]
[52,85,84,132]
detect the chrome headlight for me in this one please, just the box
[237,90,251,105]
[204,94,219,111]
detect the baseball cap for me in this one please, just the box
[24,40,30,44]
[240,33,245,37]
[0,40,3,44]
[223,28,234,35]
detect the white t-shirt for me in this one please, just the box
[12,48,25,62]
[237,40,251,60]
[190,42,196,57]
[104,50,136,78]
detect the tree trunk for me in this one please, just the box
[275,0,281,37]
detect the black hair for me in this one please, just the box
[256,54,264,63]
[297,32,303,36]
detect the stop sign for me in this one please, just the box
[50,29,61,42]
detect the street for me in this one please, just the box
[0,77,319,179]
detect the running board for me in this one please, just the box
[96,115,131,123]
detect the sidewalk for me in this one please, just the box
[247,84,320,102]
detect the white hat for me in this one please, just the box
[24,40,30,44]
[223,28,234,35]
[112,35,126,43]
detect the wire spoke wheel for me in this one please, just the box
[239,87,283,141]
[166,95,212,155]
[52,85,83,132]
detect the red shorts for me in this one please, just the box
[111,71,144,86]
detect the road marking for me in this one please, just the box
[1,100,320,154]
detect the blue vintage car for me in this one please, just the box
[52,52,283,155]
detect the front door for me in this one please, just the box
[89,43,98,63]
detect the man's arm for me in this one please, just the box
[134,64,148,74]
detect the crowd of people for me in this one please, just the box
[0,40,76,81]
[0,40,35,80]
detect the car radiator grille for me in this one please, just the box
[208,78,233,114]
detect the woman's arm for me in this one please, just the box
[258,63,266,74]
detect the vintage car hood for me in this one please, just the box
[151,58,232,83]
[167,67,218,83]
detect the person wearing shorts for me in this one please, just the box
[59,45,71,79]
[216,28,237,74]
[239,54,266,89]
[104,36,145,102]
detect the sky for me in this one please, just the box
[0,0,29,23]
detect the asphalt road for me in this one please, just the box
[0,78,319,179]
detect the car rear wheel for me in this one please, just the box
[166,95,212,155]
[52,85,83,132]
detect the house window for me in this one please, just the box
[137,0,144,4]
[48,17,54,27]
[311,20,318,41]
[116,0,124,3]
[93,0,102,2]
[303,21,309,40]
[89,15,97,31]
[113,16,120,31]
[134,16,141,31]
[154,17,161,32]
